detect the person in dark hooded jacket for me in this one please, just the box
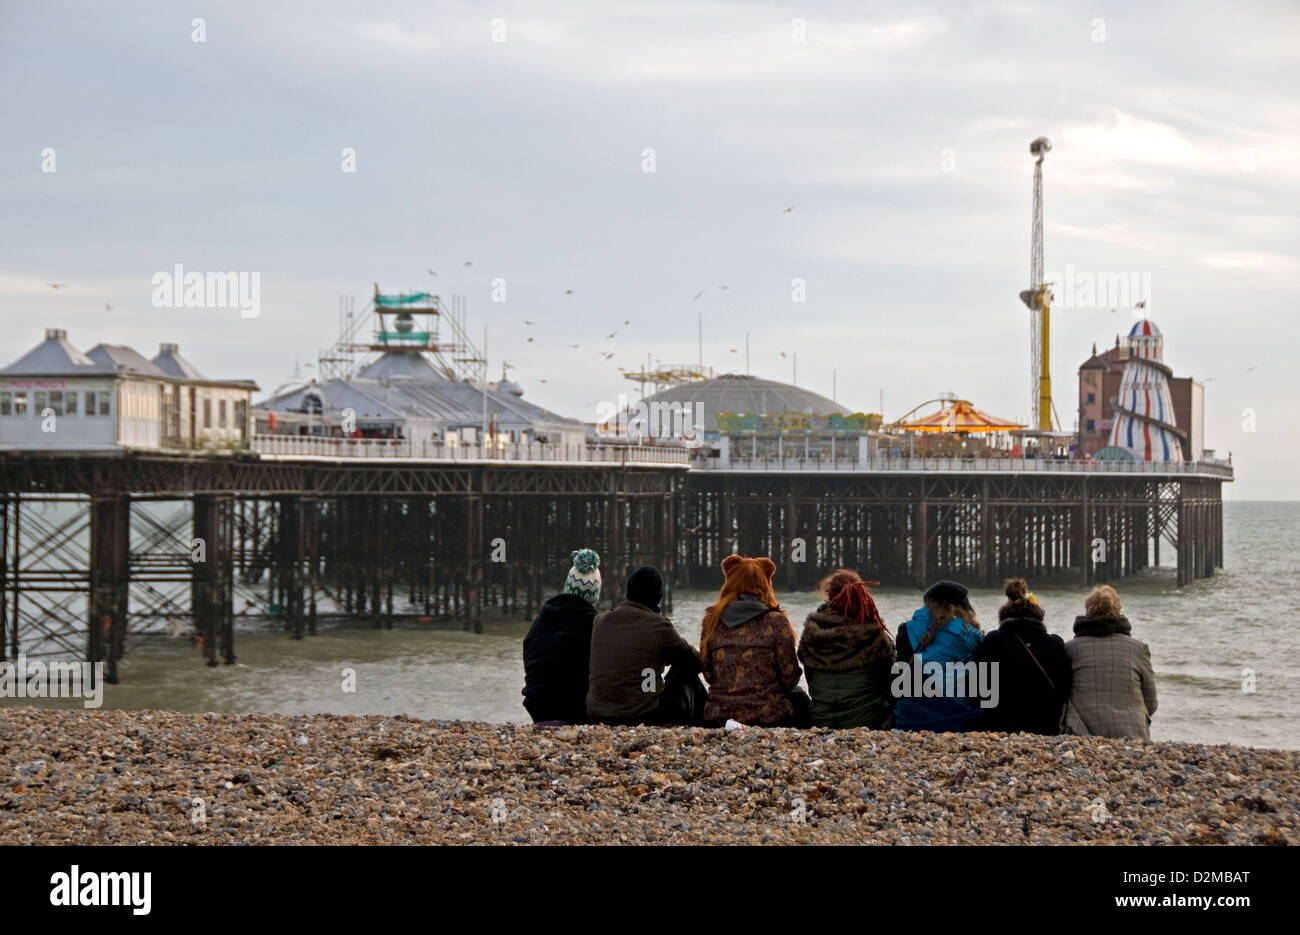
[798,569,896,729]
[971,577,1072,735]
[521,549,601,724]
[586,565,706,726]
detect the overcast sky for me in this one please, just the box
[2,1,1296,497]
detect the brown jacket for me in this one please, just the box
[586,600,700,722]
[1062,613,1158,740]
[702,601,802,726]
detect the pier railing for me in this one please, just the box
[698,455,1234,478]
[251,434,691,466]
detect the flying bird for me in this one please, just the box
[565,289,574,295]
[527,337,534,342]
[427,268,438,277]
[1136,300,1146,308]
[105,302,112,311]
[570,344,581,349]
[692,290,705,301]
[524,320,535,325]
[605,332,617,339]
[623,320,629,325]
[718,285,729,290]
[729,348,739,353]
[463,261,472,267]
[48,283,66,289]
[779,351,786,358]
[782,206,795,214]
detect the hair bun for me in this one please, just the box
[1004,577,1028,600]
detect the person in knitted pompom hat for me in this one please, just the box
[521,549,601,724]
[563,548,602,604]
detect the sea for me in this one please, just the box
[4,501,1296,750]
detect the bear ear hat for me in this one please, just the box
[721,553,745,573]
[757,557,776,578]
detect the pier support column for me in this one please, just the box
[913,495,928,586]
[0,494,8,662]
[979,478,991,585]
[277,496,304,638]
[89,494,129,683]
[467,473,484,634]
[1078,479,1091,586]
[193,495,235,666]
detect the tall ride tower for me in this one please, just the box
[1019,136,1054,433]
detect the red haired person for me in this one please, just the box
[699,555,809,727]
[797,570,897,729]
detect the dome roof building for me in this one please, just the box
[640,373,849,435]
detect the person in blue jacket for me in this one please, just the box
[894,580,984,732]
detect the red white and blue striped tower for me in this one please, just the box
[1108,319,1185,462]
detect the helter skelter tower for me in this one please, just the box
[1108,319,1186,462]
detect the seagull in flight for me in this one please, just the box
[605,332,617,339]
[524,320,535,325]
[692,290,704,301]
[782,206,795,214]
[427,268,438,277]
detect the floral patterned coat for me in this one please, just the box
[701,608,803,726]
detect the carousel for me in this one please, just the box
[887,398,1025,457]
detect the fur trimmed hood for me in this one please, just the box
[797,609,894,671]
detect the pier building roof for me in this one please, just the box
[1,328,99,374]
[640,373,850,433]
[86,344,168,377]
[0,330,258,390]
[255,349,583,438]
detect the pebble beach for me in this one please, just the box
[2,708,1296,845]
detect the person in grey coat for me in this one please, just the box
[1062,585,1158,739]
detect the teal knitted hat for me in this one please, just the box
[564,549,601,603]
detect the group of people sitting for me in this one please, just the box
[521,548,1159,739]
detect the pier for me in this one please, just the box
[0,442,1227,679]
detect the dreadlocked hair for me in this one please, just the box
[818,569,887,632]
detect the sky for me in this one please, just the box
[2,0,1296,497]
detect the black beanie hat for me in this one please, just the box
[627,565,664,612]
[924,580,972,611]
